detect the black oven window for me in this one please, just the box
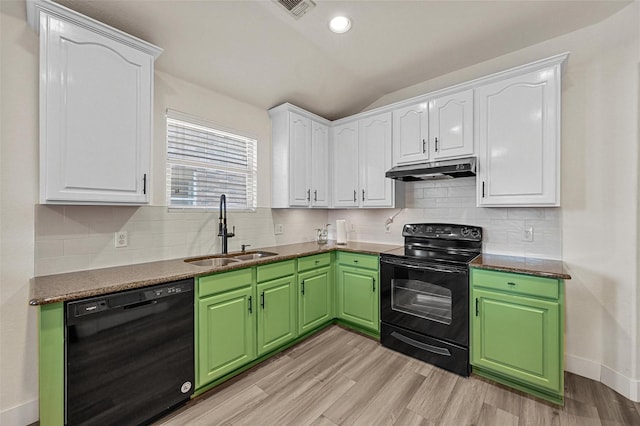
[391,279,452,324]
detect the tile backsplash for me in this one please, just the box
[35,177,561,276]
[35,206,280,276]
[327,177,561,259]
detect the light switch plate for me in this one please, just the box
[523,227,534,242]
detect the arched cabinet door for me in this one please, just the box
[429,89,474,160]
[476,66,561,207]
[35,5,161,204]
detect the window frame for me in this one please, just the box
[165,109,257,212]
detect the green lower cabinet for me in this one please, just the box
[197,285,256,387]
[39,303,65,426]
[257,274,297,356]
[336,264,379,332]
[299,266,332,334]
[470,268,564,404]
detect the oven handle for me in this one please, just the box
[381,257,466,274]
[390,331,451,356]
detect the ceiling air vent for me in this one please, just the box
[274,0,316,19]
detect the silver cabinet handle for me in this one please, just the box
[307,189,311,201]
[353,190,356,202]
[314,190,317,202]
[362,189,365,201]
[422,139,426,153]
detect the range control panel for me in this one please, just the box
[402,223,482,241]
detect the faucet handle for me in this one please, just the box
[241,244,251,253]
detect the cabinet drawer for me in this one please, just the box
[297,253,331,272]
[257,260,295,283]
[471,268,559,300]
[337,252,379,270]
[198,268,253,298]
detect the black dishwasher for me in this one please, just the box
[65,279,194,426]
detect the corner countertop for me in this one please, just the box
[470,254,571,280]
[30,241,401,306]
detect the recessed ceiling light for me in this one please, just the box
[329,16,351,33]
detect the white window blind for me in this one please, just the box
[166,111,257,210]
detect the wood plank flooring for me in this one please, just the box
[156,326,640,426]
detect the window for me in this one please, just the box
[166,110,257,210]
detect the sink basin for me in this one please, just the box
[231,251,279,261]
[186,257,242,267]
[184,251,278,267]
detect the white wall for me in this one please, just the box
[364,2,640,401]
[1,1,40,424]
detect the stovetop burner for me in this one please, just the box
[383,223,483,265]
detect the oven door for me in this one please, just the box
[380,255,469,346]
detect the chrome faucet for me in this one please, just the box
[218,194,235,254]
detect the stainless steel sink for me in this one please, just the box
[185,251,278,267]
[231,251,279,261]
[185,257,242,267]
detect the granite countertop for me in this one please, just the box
[470,254,571,280]
[30,241,401,305]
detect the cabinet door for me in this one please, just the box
[197,287,255,387]
[299,266,332,334]
[476,67,560,206]
[359,112,394,207]
[288,112,312,207]
[311,121,329,207]
[429,89,473,159]
[337,265,379,332]
[41,14,152,204]
[257,275,297,356]
[331,122,359,207]
[392,102,429,165]
[471,288,561,393]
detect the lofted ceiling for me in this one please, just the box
[54,0,630,120]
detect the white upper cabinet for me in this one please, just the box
[392,102,429,165]
[331,121,359,208]
[476,62,563,207]
[269,104,331,208]
[311,121,329,207]
[429,89,474,159]
[27,0,162,204]
[289,112,312,206]
[359,112,395,207]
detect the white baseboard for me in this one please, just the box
[566,354,640,402]
[0,399,38,426]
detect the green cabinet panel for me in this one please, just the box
[298,253,331,271]
[39,303,64,426]
[256,259,296,282]
[470,267,565,404]
[197,286,256,387]
[199,267,253,297]
[336,264,379,332]
[337,251,379,270]
[257,275,297,356]
[472,289,560,392]
[472,268,559,299]
[299,266,333,334]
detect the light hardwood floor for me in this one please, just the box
[156,326,640,426]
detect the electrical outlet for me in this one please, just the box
[350,223,356,232]
[523,227,534,242]
[115,231,128,248]
[274,224,284,235]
